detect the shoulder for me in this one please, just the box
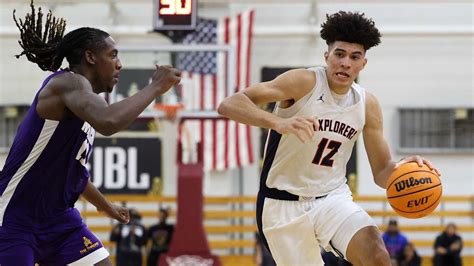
[281,68,316,87]
[288,68,316,79]
[365,90,381,110]
[47,71,91,94]
[274,68,317,99]
[364,90,383,127]
[365,90,382,118]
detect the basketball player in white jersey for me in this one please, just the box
[218,11,440,266]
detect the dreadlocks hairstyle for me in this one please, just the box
[13,0,66,71]
[320,11,381,51]
[14,0,110,72]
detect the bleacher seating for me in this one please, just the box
[78,195,473,266]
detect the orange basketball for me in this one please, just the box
[386,162,442,219]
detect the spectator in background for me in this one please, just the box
[433,223,463,266]
[110,209,147,266]
[397,242,421,266]
[147,207,174,266]
[382,219,408,263]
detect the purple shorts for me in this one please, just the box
[0,209,109,266]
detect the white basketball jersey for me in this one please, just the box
[262,67,366,197]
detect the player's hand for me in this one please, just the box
[274,116,319,143]
[396,155,441,176]
[150,65,182,96]
[102,204,130,224]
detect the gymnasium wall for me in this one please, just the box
[0,0,472,196]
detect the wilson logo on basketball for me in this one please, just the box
[394,177,433,192]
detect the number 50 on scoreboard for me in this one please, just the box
[153,0,198,30]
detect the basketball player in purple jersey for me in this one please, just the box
[0,2,181,265]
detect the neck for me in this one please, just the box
[70,65,101,94]
[328,81,351,95]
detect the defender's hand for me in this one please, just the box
[101,204,130,224]
[274,116,319,143]
[395,155,441,176]
[150,65,182,95]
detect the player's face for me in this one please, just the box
[95,36,122,93]
[324,41,367,92]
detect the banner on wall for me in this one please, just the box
[87,137,162,194]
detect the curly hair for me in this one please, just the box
[13,0,110,72]
[320,11,381,51]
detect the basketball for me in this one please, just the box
[386,162,442,219]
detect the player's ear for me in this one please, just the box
[324,51,329,62]
[362,57,368,68]
[84,50,96,65]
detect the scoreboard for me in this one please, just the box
[153,0,197,30]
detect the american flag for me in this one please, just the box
[176,10,255,171]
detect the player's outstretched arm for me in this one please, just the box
[81,180,130,224]
[218,69,318,143]
[363,92,441,189]
[363,92,394,188]
[56,65,181,136]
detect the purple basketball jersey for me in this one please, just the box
[0,70,95,232]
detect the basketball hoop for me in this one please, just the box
[154,103,184,120]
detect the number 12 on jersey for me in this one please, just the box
[312,138,341,167]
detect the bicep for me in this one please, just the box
[63,89,108,119]
[59,76,109,127]
[363,125,391,173]
[363,93,392,176]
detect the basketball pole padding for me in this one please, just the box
[159,141,222,266]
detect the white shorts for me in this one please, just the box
[259,184,376,266]
[68,247,109,265]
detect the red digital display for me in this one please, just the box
[154,0,197,30]
[159,0,192,15]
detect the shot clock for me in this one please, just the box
[153,0,198,30]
